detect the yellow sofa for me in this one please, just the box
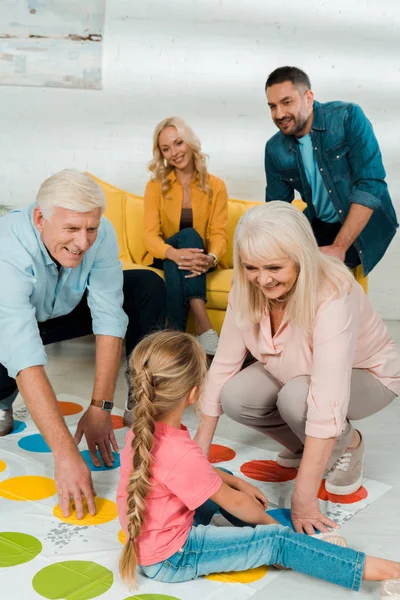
[90,174,367,334]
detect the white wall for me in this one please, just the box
[1,0,399,317]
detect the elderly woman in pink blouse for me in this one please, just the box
[195,201,400,535]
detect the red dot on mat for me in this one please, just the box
[240,460,297,482]
[111,415,126,430]
[58,401,83,416]
[208,444,236,464]
[318,480,368,504]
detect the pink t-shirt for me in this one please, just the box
[117,422,222,566]
[201,281,400,439]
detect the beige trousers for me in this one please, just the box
[221,362,396,469]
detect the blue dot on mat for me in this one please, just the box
[18,433,50,452]
[267,508,320,534]
[10,420,27,435]
[80,450,120,471]
[267,508,294,529]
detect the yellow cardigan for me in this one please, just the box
[143,171,228,264]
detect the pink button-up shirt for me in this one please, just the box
[201,281,400,438]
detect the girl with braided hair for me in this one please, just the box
[117,330,400,596]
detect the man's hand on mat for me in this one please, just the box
[235,480,269,509]
[291,492,339,535]
[54,449,96,519]
[74,406,119,468]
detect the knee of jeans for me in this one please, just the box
[276,376,309,426]
[175,228,204,249]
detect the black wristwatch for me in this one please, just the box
[90,399,114,412]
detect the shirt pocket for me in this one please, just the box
[324,141,350,183]
[278,168,302,186]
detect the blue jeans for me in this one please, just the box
[153,228,207,331]
[140,500,365,591]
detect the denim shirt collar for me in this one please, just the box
[287,100,325,153]
[311,101,326,131]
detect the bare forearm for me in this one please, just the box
[194,413,219,455]
[334,203,373,252]
[225,490,279,526]
[92,335,122,400]
[16,366,75,458]
[294,435,336,498]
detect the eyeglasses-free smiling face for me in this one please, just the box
[158,126,194,171]
[241,255,299,301]
[266,80,314,138]
[33,206,101,268]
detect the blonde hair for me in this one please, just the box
[148,117,211,200]
[234,202,354,332]
[36,169,105,219]
[119,330,208,587]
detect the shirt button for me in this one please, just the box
[336,155,340,159]
[339,209,343,213]
[289,178,293,181]
[359,250,363,254]
[320,168,323,172]
[328,189,332,193]
[314,147,318,150]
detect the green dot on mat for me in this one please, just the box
[0,532,42,567]
[32,561,113,600]
[124,595,181,600]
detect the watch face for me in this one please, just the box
[103,401,113,412]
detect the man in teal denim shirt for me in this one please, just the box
[264,66,398,275]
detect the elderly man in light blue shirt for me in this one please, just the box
[0,169,166,518]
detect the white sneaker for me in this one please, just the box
[197,329,219,355]
[312,532,348,547]
[381,579,400,598]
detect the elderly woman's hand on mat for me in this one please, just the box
[291,490,339,535]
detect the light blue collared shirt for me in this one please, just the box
[297,133,339,223]
[0,204,128,379]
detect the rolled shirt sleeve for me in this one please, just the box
[0,259,48,378]
[305,287,359,438]
[86,218,128,339]
[346,104,387,211]
[200,291,248,416]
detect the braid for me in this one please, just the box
[119,364,156,587]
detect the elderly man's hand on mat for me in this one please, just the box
[291,491,339,535]
[74,406,119,468]
[54,447,97,519]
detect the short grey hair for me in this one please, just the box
[36,169,106,219]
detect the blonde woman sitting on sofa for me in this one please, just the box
[143,117,228,355]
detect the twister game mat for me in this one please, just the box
[0,395,391,600]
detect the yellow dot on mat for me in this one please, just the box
[206,565,268,583]
[0,460,6,473]
[0,476,56,501]
[118,529,127,545]
[53,496,118,526]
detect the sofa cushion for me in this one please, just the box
[221,198,261,268]
[87,173,131,264]
[125,194,153,266]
